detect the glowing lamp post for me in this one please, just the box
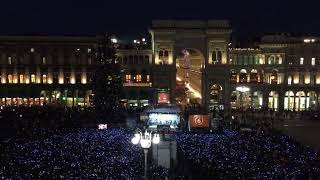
[131,130,160,179]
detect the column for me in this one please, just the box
[278,92,284,111]
[262,92,269,109]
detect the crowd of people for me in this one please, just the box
[176,130,320,179]
[0,128,168,179]
[1,104,320,179]
[0,105,130,141]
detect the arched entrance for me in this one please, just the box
[150,20,231,107]
[176,48,205,105]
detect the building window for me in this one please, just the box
[88,57,92,65]
[284,91,295,111]
[147,75,150,82]
[42,74,47,84]
[300,57,304,65]
[88,48,92,53]
[136,75,141,82]
[293,73,299,84]
[41,57,46,65]
[304,73,310,84]
[8,56,12,64]
[7,74,13,84]
[288,75,292,85]
[125,75,131,82]
[268,55,275,65]
[158,50,169,64]
[316,73,320,84]
[312,58,316,66]
[31,74,36,84]
[276,55,282,64]
[30,48,35,53]
[19,74,24,84]
[239,69,247,83]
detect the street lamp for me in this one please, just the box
[131,130,160,179]
[111,38,117,44]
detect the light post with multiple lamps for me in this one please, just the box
[131,130,160,179]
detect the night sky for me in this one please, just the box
[1,0,320,41]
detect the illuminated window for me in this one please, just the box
[316,73,320,84]
[125,75,131,82]
[158,50,169,64]
[293,73,299,84]
[136,75,141,82]
[88,58,92,65]
[88,48,92,53]
[288,75,292,85]
[304,39,311,43]
[304,73,310,84]
[42,74,47,84]
[42,57,47,65]
[268,55,275,65]
[19,74,24,84]
[31,74,36,83]
[30,48,35,53]
[7,74,13,83]
[312,58,316,66]
[147,75,150,82]
[8,56,12,64]
[300,57,304,65]
[276,55,282,64]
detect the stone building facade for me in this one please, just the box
[0,21,319,111]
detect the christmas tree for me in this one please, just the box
[92,34,125,124]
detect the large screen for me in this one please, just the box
[158,92,170,104]
[189,115,209,128]
[148,113,180,128]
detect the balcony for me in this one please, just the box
[123,82,152,87]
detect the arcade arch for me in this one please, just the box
[176,48,205,104]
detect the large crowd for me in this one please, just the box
[0,128,168,179]
[1,105,320,179]
[176,130,320,179]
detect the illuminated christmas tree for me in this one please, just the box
[92,34,125,123]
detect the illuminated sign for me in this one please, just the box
[148,113,180,128]
[158,92,169,104]
[98,124,108,129]
[189,115,209,128]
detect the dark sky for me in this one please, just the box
[1,0,319,41]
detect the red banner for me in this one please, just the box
[158,92,169,104]
[189,115,209,128]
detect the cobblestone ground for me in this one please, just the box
[275,118,320,152]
